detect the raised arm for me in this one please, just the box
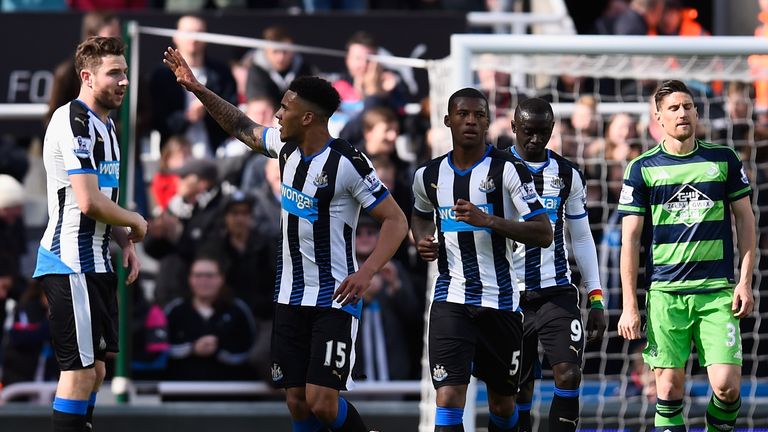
[162,47,269,154]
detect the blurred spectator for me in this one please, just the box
[592,0,630,34]
[165,255,256,380]
[624,340,657,403]
[586,112,640,203]
[0,174,27,298]
[359,107,414,217]
[249,157,282,239]
[1,282,58,392]
[245,25,318,106]
[200,190,275,325]
[561,95,599,160]
[150,15,237,157]
[332,31,408,138]
[150,135,193,215]
[658,0,707,36]
[612,0,664,35]
[131,283,170,379]
[217,95,278,160]
[145,158,225,306]
[352,216,419,381]
[45,12,121,128]
[712,81,755,150]
[199,190,275,380]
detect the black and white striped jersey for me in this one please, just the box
[412,145,546,311]
[259,128,389,319]
[34,100,120,277]
[508,148,594,291]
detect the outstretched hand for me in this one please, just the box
[163,47,199,92]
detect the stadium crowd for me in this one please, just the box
[0,0,767,404]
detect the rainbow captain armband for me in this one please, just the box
[588,289,604,310]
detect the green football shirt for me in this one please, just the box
[617,140,751,292]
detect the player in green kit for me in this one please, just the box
[617,80,755,432]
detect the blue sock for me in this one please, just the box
[330,397,349,430]
[435,407,464,426]
[489,405,519,430]
[293,414,324,432]
[53,397,88,415]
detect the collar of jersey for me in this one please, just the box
[74,99,112,131]
[448,144,492,176]
[659,139,699,158]
[510,146,551,173]
[299,137,335,162]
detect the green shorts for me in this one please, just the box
[643,288,742,369]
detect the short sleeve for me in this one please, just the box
[565,168,588,219]
[59,113,96,175]
[505,162,546,221]
[347,154,390,211]
[412,167,434,218]
[259,127,286,158]
[725,148,751,202]
[617,158,648,215]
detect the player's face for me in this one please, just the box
[444,97,489,150]
[656,91,697,142]
[275,90,305,142]
[88,55,129,111]
[512,110,554,160]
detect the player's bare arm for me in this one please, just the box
[731,196,756,318]
[333,195,407,306]
[112,227,141,284]
[411,212,438,262]
[70,173,147,241]
[162,47,268,154]
[618,214,644,340]
[453,198,553,247]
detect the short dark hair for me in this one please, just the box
[288,76,341,118]
[263,25,292,43]
[75,36,125,79]
[346,31,377,51]
[654,80,694,110]
[447,87,489,114]
[515,97,554,119]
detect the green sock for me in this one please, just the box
[655,398,685,432]
[706,394,740,432]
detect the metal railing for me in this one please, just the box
[0,380,423,404]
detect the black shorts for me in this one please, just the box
[519,286,584,385]
[271,304,358,391]
[40,273,119,371]
[428,301,523,396]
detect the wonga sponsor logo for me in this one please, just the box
[438,203,493,233]
[97,160,119,188]
[281,184,319,223]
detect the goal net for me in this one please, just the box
[423,35,768,431]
